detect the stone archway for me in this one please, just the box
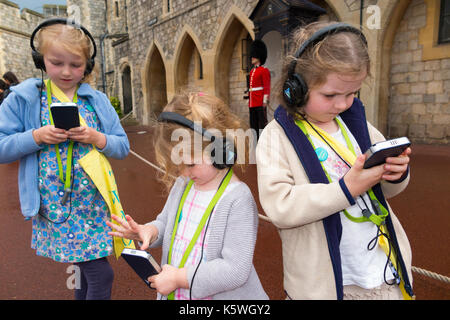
[142,43,168,121]
[378,0,413,135]
[173,28,204,93]
[213,6,255,120]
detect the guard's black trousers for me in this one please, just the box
[249,106,268,141]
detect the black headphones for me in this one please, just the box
[30,18,97,76]
[283,23,367,108]
[158,112,237,170]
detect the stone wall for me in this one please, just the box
[4,0,447,144]
[0,0,44,82]
[116,0,450,143]
[124,0,258,122]
[228,29,249,122]
[389,0,450,144]
[65,0,107,90]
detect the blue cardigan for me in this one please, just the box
[274,98,414,299]
[0,78,130,219]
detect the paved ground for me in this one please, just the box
[0,125,449,300]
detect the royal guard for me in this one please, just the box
[248,39,270,140]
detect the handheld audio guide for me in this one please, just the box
[50,103,80,130]
[363,137,411,169]
[121,249,161,289]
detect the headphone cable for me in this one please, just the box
[38,146,75,225]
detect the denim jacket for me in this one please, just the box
[0,78,129,219]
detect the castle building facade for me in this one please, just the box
[1,0,449,144]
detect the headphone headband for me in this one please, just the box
[30,18,97,74]
[158,111,236,169]
[158,112,215,141]
[288,23,367,76]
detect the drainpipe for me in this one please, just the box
[100,33,108,93]
[124,0,128,33]
[100,0,109,93]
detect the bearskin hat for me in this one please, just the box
[250,39,267,65]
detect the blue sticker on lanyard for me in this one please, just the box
[315,147,328,162]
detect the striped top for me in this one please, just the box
[171,182,238,300]
[148,177,268,300]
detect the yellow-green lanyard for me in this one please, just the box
[46,81,78,204]
[167,168,233,300]
[295,118,388,226]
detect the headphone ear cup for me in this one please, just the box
[223,139,237,168]
[211,138,237,170]
[84,58,95,76]
[32,50,46,72]
[293,73,308,107]
[283,73,308,108]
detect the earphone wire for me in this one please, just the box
[367,225,401,286]
[37,145,75,225]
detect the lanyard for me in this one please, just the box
[167,168,233,300]
[45,80,78,204]
[295,117,388,226]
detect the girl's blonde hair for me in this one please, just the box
[154,92,250,190]
[35,23,96,83]
[276,21,370,115]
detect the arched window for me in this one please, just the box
[121,65,133,115]
[439,0,450,44]
[163,0,172,15]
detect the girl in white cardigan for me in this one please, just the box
[256,21,413,300]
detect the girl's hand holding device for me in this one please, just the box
[67,126,107,149]
[32,125,107,148]
[381,147,411,181]
[107,214,189,295]
[32,123,107,149]
[32,125,68,145]
[344,147,411,198]
[148,265,189,295]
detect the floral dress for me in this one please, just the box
[31,89,113,263]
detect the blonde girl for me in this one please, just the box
[0,19,129,299]
[256,21,414,300]
[108,92,268,300]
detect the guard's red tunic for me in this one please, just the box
[248,65,270,108]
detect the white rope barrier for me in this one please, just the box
[127,145,450,285]
[412,266,450,284]
[119,111,134,122]
[129,150,165,175]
